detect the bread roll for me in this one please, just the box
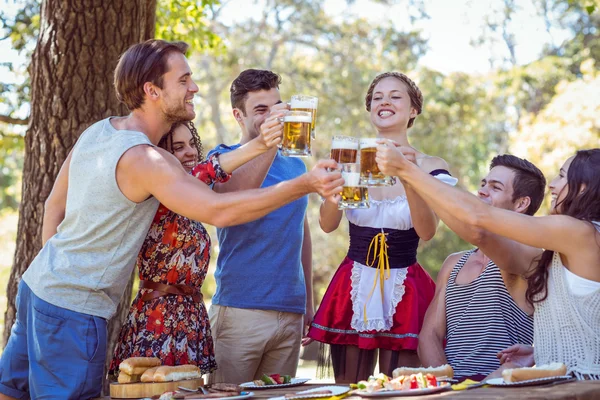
[117,372,141,384]
[153,365,201,382]
[141,366,160,383]
[119,357,161,375]
[392,364,454,379]
[502,363,568,383]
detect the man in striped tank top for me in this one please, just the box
[417,155,546,381]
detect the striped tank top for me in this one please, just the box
[444,250,534,379]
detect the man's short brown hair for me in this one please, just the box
[490,154,546,216]
[114,39,189,111]
[230,69,281,115]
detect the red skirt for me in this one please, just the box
[308,256,435,351]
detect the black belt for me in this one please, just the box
[347,223,419,268]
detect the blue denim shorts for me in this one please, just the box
[0,280,107,399]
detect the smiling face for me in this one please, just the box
[548,156,574,214]
[157,52,199,123]
[369,77,418,132]
[235,88,282,139]
[478,166,519,210]
[168,124,199,172]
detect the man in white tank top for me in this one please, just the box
[0,40,344,400]
[417,155,546,380]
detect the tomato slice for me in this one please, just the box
[410,375,418,389]
[425,374,437,388]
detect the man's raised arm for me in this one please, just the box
[126,146,343,228]
[214,110,285,193]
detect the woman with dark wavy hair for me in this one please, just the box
[376,147,600,380]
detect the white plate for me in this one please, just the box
[269,385,350,400]
[240,378,311,390]
[485,375,573,387]
[354,383,451,397]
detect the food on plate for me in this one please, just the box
[284,390,332,398]
[119,356,162,375]
[211,383,243,392]
[501,363,568,383]
[352,372,438,392]
[117,372,142,384]
[168,383,243,399]
[252,373,293,386]
[392,364,454,379]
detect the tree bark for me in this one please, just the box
[3,0,156,389]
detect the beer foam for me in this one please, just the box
[284,115,313,123]
[360,138,378,148]
[332,138,359,150]
[342,172,361,186]
[291,99,317,109]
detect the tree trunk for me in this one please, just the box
[3,0,156,387]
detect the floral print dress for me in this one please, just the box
[109,154,230,376]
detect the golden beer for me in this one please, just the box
[339,163,369,209]
[341,186,369,204]
[291,95,318,138]
[281,111,312,157]
[359,138,394,186]
[330,136,359,163]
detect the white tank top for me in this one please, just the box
[533,222,600,379]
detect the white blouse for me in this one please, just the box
[346,173,458,230]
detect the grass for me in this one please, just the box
[0,211,18,357]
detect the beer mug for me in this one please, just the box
[330,135,359,164]
[280,110,312,157]
[290,95,318,139]
[339,163,369,209]
[359,138,394,186]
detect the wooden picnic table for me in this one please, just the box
[100,381,600,400]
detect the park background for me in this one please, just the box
[0,0,598,382]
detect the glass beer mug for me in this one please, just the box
[290,95,318,139]
[339,163,369,209]
[330,135,359,164]
[359,138,394,186]
[280,110,312,157]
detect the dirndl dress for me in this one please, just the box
[308,170,457,351]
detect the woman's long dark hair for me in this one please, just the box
[158,121,204,160]
[526,148,600,304]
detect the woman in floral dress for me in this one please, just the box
[109,120,282,377]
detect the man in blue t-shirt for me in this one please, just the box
[207,69,312,384]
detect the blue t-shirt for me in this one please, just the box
[207,144,309,314]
